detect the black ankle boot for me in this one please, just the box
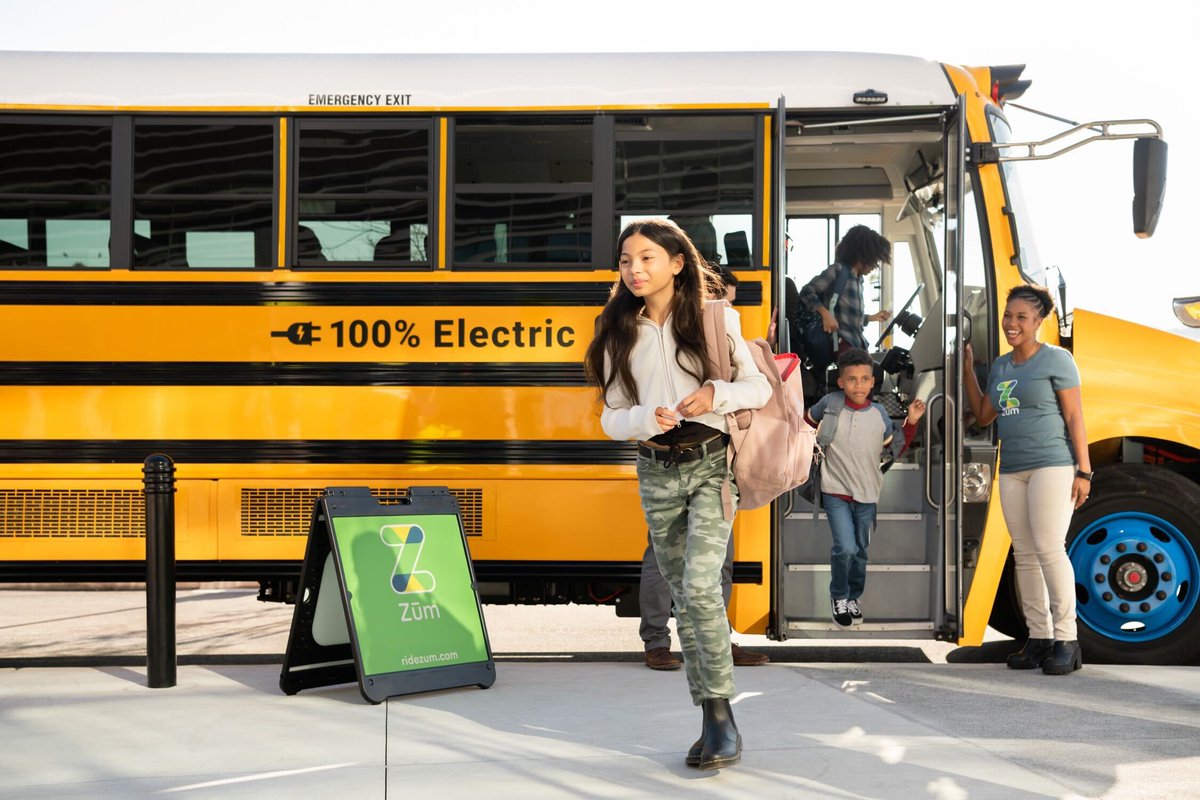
[697,698,741,770]
[1006,638,1054,670]
[1042,640,1083,675]
[686,737,702,767]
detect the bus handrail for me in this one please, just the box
[924,392,945,509]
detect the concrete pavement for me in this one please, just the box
[2,589,1199,798]
[3,660,1199,799]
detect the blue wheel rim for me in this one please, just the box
[1070,511,1199,642]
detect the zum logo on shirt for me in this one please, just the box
[997,380,1021,416]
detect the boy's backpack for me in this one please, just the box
[801,390,908,512]
[702,301,817,517]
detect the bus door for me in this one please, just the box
[771,97,966,642]
[935,95,967,641]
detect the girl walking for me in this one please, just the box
[584,219,770,769]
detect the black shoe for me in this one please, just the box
[1006,638,1054,670]
[831,597,853,629]
[1042,640,1083,675]
[696,698,742,770]
[847,599,864,626]
[686,737,702,767]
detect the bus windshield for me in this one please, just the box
[989,113,1046,285]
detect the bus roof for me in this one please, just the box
[0,51,958,111]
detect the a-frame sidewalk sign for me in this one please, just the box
[279,486,495,703]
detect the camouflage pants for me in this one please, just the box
[637,444,737,704]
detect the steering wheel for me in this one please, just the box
[874,282,925,349]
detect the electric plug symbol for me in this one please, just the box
[270,322,321,346]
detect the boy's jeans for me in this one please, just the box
[823,494,875,600]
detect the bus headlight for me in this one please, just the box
[963,462,992,503]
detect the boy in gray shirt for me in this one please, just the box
[805,348,926,628]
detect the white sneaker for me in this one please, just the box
[831,597,853,629]
[847,598,864,625]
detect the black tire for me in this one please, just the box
[1067,465,1200,665]
[987,553,1028,640]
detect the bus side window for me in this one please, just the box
[296,123,431,267]
[132,121,274,269]
[615,115,756,268]
[0,120,112,268]
[453,118,593,267]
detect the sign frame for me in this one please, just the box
[279,486,495,703]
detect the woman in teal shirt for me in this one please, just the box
[964,284,1093,675]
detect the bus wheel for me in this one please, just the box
[1067,465,1200,665]
[987,553,1028,640]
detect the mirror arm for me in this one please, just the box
[969,119,1163,164]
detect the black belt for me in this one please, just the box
[637,434,729,466]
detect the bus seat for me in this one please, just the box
[296,225,327,262]
[134,232,175,267]
[670,166,721,265]
[672,216,718,265]
[724,231,751,267]
[373,223,411,261]
[0,239,31,267]
[253,228,273,268]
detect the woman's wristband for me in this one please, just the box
[1075,468,1094,481]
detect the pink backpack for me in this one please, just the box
[702,301,816,517]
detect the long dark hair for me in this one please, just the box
[583,219,721,406]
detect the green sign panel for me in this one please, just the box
[331,513,489,676]
[280,487,495,703]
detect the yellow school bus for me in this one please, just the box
[1,51,1195,664]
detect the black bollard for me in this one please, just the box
[144,453,177,688]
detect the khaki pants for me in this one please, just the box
[999,465,1078,640]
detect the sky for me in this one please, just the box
[2,0,1194,336]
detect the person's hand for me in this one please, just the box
[653,406,678,432]
[868,309,892,323]
[963,343,975,376]
[819,306,838,333]
[1071,476,1091,509]
[767,307,779,348]
[905,397,926,425]
[676,384,716,419]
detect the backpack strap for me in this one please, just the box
[825,263,853,313]
[701,300,732,382]
[700,300,736,521]
[810,391,844,521]
[880,415,907,474]
[824,264,854,351]
[816,391,844,448]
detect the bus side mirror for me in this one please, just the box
[1133,137,1167,238]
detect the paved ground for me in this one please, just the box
[0,586,984,665]
[2,588,1199,799]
